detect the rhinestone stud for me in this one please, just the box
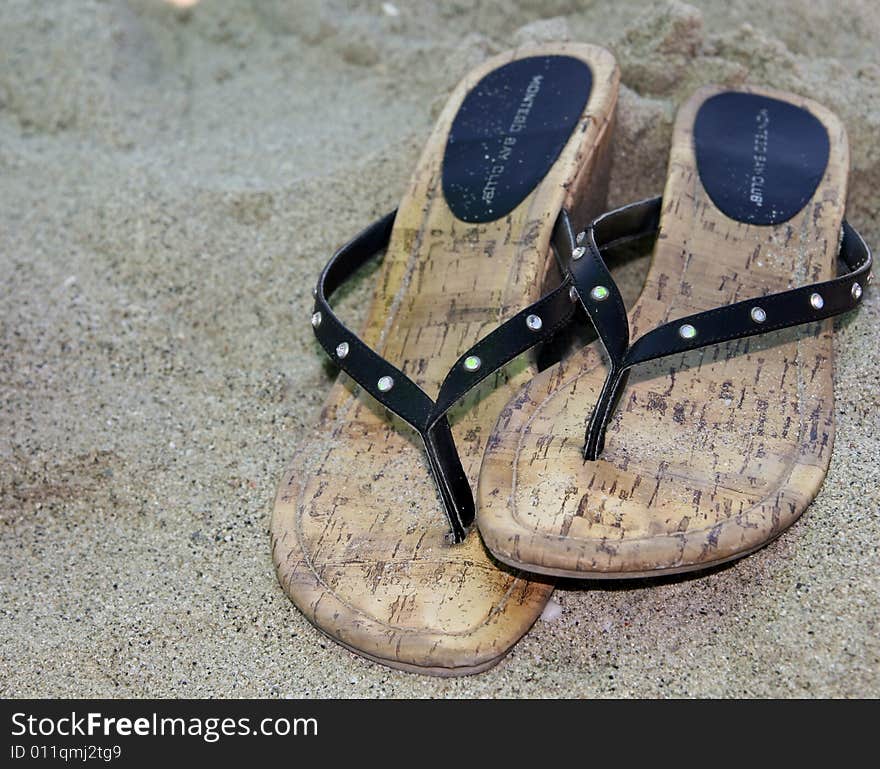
[867,272,873,285]
[569,286,579,303]
[810,292,824,310]
[750,306,767,324]
[311,286,317,298]
[571,246,586,261]
[377,376,394,393]
[590,285,610,302]
[335,341,349,359]
[463,355,481,372]
[852,282,862,300]
[526,314,543,332]
[678,323,697,340]
[311,311,322,328]
[576,231,586,245]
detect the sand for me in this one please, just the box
[1,0,877,698]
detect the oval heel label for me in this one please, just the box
[442,55,593,224]
[694,92,830,226]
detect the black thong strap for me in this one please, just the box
[565,196,873,459]
[312,210,582,542]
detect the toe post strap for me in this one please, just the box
[422,418,474,543]
[557,198,662,459]
[583,368,630,461]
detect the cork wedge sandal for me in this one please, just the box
[271,45,619,674]
[477,85,872,578]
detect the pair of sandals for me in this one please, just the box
[272,44,872,676]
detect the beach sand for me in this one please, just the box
[1,0,877,697]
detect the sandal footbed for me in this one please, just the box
[272,44,619,673]
[477,84,848,578]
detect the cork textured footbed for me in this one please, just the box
[271,45,619,674]
[477,85,849,578]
